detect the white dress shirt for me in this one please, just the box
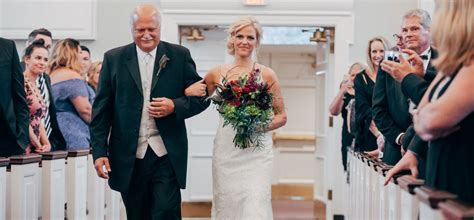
[135,46,168,159]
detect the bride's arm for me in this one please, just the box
[184,67,219,97]
[264,68,287,131]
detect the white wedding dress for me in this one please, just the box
[211,114,274,220]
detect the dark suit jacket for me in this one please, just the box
[0,38,29,156]
[372,67,412,165]
[90,41,209,192]
[402,49,438,159]
[42,73,67,151]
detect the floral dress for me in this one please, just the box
[24,78,46,153]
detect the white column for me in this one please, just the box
[387,178,401,220]
[66,150,89,219]
[40,151,68,220]
[0,158,9,220]
[87,153,105,220]
[370,160,380,220]
[6,154,41,220]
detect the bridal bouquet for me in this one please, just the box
[210,69,273,149]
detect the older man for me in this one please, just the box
[90,4,209,219]
[376,10,438,184]
[0,38,29,156]
[373,9,436,167]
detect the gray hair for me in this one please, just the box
[129,5,161,30]
[403,9,431,29]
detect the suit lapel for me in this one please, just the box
[425,48,438,82]
[151,42,167,93]
[125,44,143,95]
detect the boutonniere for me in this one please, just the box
[157,54,170,76]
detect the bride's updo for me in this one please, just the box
[226,16,263,56]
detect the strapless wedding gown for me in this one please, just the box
[211,116,274,220]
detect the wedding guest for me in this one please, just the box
[387,0,474,204]
[80,45,92,79]
[49,38,94,149]
[87,61,102,92]
[21,28,53,71]
[24,28,67,151]
[23,39,51,154]
[0,38,29,157]
[353,37,388,153]
[329,62,366,171]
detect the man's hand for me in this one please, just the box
[94,157,111,179]
[384,150,418,185]
[381,50,423,82]
[185,79,207,97]
[148,97,175,118]
[36,144,51,153]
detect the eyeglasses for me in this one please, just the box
[392,34,402,40]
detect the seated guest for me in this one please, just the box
[23,39,52,154]
[87,61,102,92]
[329,62,366,171]
[0,38,29,157]
[414,0,474,204]
[353,37,388,153]
[79,45,92,80]
[49,39,94,149]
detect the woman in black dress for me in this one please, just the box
[414,0,474,204]
[329,62,366,171]
[353,37,389,153]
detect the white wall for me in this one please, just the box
[350,0,417,65]
[7,0,161,62]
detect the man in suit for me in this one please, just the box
[0,38,29,157]
[378,9,437,177]
[22,28,66,151]
[373,9,435,166]
[90,4,209,219]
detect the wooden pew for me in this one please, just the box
[6,154,41,219]
[376,162,391,220]
[0,158,9,220]
[439,199,474,220]
[87,149,106,220]
[40,151,68,220]
[66,149,90,219]
[415,186,457,220]
[398,175,424,220]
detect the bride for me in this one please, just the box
[185,17,287,219]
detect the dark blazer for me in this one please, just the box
[90,41,209,192]
[372,66,412,165]
[353,70,378,152]
[0,38,29,156]
[42,73,67,151]
[402,49,438,158]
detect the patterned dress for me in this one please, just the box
[24,78,46,153]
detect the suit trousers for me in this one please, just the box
[121,147,181,220]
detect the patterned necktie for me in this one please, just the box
[38,75,52,137]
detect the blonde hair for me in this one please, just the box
[48,38,82,73]
[87,61,102,80]
[348,62,366,75]
[431,0,474,76]
[366,36,390,74]
[226,16,263,56]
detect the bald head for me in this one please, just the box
[131,4,161,52]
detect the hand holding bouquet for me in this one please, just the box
[210,69,273,149]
